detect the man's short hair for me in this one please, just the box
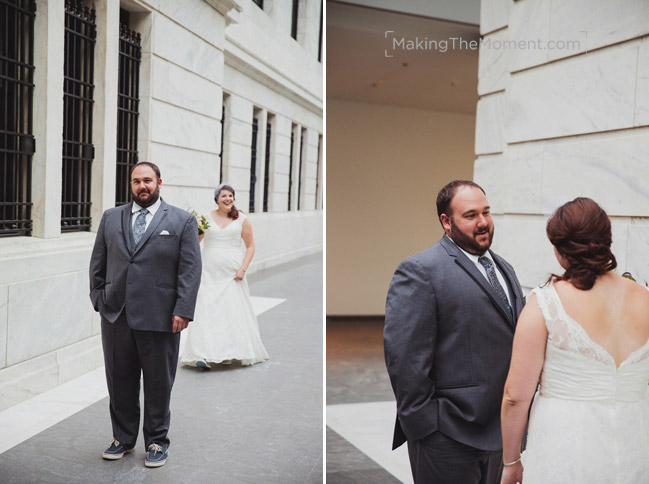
[130,161,161,180]
[436,180,486,225]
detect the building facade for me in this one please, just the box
[0,0,323,411]
[475,0,649,292]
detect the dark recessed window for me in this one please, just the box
[291,0,299,40]
[252,0,263,9]
[61,0,96,232]
[115,9,141,206]
[0,0,36,237]
[263,116,273,212]
[249,116,259,212]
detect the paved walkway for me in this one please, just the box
[0,254,323,484]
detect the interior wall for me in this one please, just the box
[327,99,476,315]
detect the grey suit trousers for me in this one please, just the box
[101,311,180,449]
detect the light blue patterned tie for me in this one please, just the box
[478,256,512,314]
[132,208,149,245]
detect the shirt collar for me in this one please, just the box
[132,197,161,216]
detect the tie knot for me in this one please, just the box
[478,256,492,268]
[140,209,149,216]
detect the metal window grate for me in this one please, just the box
[288,129,294,210]
[249,118,258,212]
[318,1,323,62]
[297,129,304,210]
[263,119,271,212]
[315,135,321,209]
[61,0,96,231]
[0,0,36,237]
[219,102,225,183]
[291,0,299,40]
[115,13,141,206]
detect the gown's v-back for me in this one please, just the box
[522,284,649,483]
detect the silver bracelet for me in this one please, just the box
[503,456,521,467]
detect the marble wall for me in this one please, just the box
[476,0,649,290]
[0,0,322,411]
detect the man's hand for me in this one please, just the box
[172,315,190,333]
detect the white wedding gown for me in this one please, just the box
[522,284,649,483]
[181,213,269,366]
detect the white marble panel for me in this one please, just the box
[0,234,93,285]
[0,353,58,411]
[541,131,649,216]
[151,57,221,119]
[610,218,630,276]
[271,171,289,192]
[548,0,649,64]
[91,310,101,337]
[626,224,649,286]
[7,271,93,366]
[269,193,288,212]
[480,0,511,35]
[475,92,505,155]
[492,214,558,289]
[273,153,290,175]
[501,142,545,214]
[228,166,250,189]
[57,336,103,383]
[508,0,551,72]
[228,95,253,122]
[274,132,291,157]
[228,117,253,145]
[150,143,220,188]
[157,0,226,49]
[636,39,649,126]
[152,13,222,82]
[505,43,639,143]
[228,142,252,169]
[158,186,212,219]
[478,28,510,95]
[474,154,505,214]
[0,285,7,368]
[150,100,221,153]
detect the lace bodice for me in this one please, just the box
[533,284,649,402]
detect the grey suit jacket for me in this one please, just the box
[384,235,525,451]
[89,199,202,332]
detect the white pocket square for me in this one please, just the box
[159,230,170,235]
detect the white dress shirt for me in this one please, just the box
[449,236,513,306]
[131,197,161,233]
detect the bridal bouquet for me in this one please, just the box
[190,210,210,235]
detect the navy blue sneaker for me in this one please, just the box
[145,443,168,468]
[195,359,210,369]
[102,438,135,460]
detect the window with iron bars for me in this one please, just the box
[297,128,305,210]
[249,117,259,212]
[115,9,141,206]
[0,0,36,237]
[288,127,295,211]
[263,116,273,212]
[252,0,263,10]
[61,0,96,231]
[291,0,299,40]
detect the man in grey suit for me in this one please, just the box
[89,162,201,468]
[384,180,525,483]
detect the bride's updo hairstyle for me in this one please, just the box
[546,197,617,290]
[214,184,239,220]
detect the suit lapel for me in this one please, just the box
[122,203,135,254]
[441,236,514,326]
[131,199,168,257]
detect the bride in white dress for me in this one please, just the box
[181,184,269,368]
[501,197,649,484]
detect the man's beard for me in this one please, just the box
[450,217,494,256]
[132,184,161,208]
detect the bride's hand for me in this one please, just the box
[501,461,523,484]
[234,268,246,280]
